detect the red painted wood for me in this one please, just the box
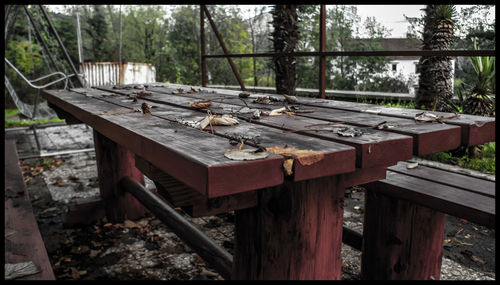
[361,190,446,280]
[42,89,285,198]
[232,175,345,280]
[93,130,148,222]
[4,140,55,280]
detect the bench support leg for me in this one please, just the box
[361,190,446,280]
[93,130,147,223]
[232,175,344,280]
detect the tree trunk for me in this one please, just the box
[271,5,299,96]
[415,5,455,112]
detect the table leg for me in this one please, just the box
[361,190,445,280]
[93,130,147,222]
[232,175,345,280]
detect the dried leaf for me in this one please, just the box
[224,148,269,161]
[337,127,363,137]
[188,99,211,110]
[239,92,250,98]
[269,107,287,116]
[5,262,41,280]
[415,112,438,122]
[137,91,152,97]
[283,159,294,175]
[266,146,324,167]
[141,102,152,114]
[5,228,17,238]
[406,162,419,169]
[172,88,185,94]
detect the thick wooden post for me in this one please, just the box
[232,175,345,280]
[361,189,446,280]
[93,130,147,222]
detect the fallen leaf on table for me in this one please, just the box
[283,159,294,176]
[337,127,364,137]
[266,146,324,166]
[224,148,269,161]
[406,162,419,169]
[141,102,152,114]
[188,100,211,110]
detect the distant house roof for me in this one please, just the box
[349,37,423,60]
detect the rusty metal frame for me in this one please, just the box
[200,5,496,97]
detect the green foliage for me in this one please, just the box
[5,117,65,128]
[5,109,20,118]
[420,142,495,174]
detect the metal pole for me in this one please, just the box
[76,11,83,67]
[39,5,85,87]
[203,5,246,91]
[119,176,233,279]
[319,5,326,99]
[23,6,61,82]
[200,5,207,87]
[119,5,123,84]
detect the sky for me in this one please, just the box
[47,5,494,39]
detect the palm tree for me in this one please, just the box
[461,40,495,116]
[271,5,299,96]
[415,5,457,112]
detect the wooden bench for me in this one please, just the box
[361,161,495,280]
[5,140,55,280]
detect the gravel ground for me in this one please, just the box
[7,123,496,280]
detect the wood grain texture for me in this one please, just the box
[91,86,357,178]
[388,162,495,198]
[156,83,493,147]
[135,155,258,217]
[94,86,410,169]
[93,130,148,222]
[134,84,463,156]
[42,89,285,197]
[232,175,345,280]
[5,140,55,280]
[361,190,446,280]
[368,171,495,228]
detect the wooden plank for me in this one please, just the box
[369,172,495,228]
[362,190,446,280]
[134,85,461,156]
[4,140,55,280]
[233,175,345,280]
[388,161,495,198]
[135,155,258,217]
[93,86,412,169]
[93,129,148,222]
[255,93,495,147]
[79,87,357,181]
[42,89,285,198]
[151,83,494,147]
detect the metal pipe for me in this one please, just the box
[18,148,96,160]
[39,5,85,88]
[203,5,246,91]
[200,5,207,87]
[23,6,61,75]
[319,5,326,99]
[118,176,233,280]
[203,49,496,58]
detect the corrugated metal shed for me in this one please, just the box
[80,62,156,87]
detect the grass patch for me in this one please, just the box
[5,108,65,128]
[5,108,20,117]
[420,142,495,174]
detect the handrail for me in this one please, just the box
[5,57,71,90]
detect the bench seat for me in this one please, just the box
[4,140,55,280]
[360,161,495,280]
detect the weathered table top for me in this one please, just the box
[42,83,495,198]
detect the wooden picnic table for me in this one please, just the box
[42,83,495,280]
